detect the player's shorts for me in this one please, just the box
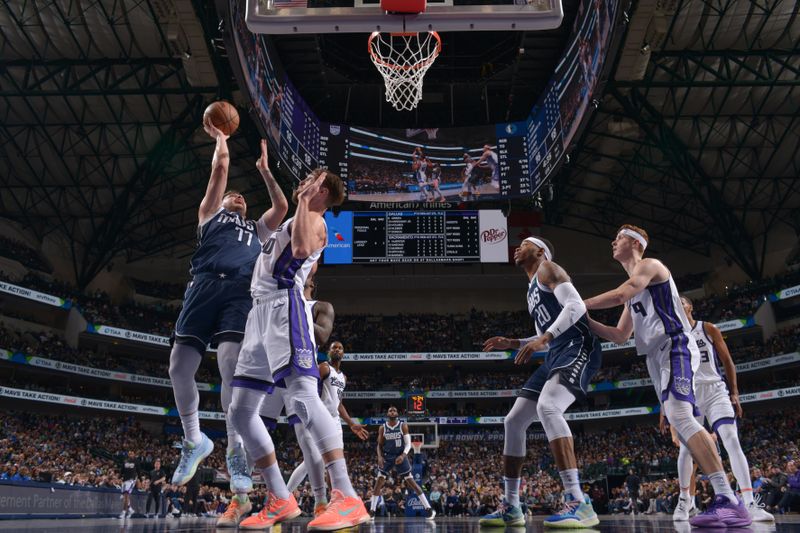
[645,332,700,407]
[519,336,602,401]
[258,387,299,428]
[122,479,136,494]
[173,274,252,353]
[232,289,319,390]
[695,380,736,433]
[378,454,412,477]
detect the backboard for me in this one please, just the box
[245,0,564,34]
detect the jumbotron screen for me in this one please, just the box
[228,0,618,202]
[322,210,509,264]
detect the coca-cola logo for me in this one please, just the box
[481,228,507,244]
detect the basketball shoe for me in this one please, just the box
[308,489,370,530]
[673,495,695,521]
[689,495,751,528]
[171,433,213,486]
[217,494,252,527]
[544,494,599,528]
[226,443,253,493]
[479,499,525,527]
[240,492,301,530]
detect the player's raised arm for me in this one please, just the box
[312,301,335,346]
[588,305,634,345]
[705,322,743,417]
[198,118,231,224]
[584,258,666,310]
[255,139,288,232]
[291,172,328,258]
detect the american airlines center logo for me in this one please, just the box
[481,228,507,244]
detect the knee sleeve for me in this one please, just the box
[536,375,575,442]
[229,388,275,460]
[169,343,202,416]
[216,341,241,412]
[293,423,326,491]
[663,396,703,442]
[286,375,343,454]
[503,397,538,457]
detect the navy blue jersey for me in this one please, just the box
[527,277,592,351]
[189,208,262,281]
[382,421,404,456]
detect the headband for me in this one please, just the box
[524,237,553,262]
[620,228,648,251]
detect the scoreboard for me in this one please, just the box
[323,210,509,264]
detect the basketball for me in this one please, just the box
[204,100,239,136]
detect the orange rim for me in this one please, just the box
[368,31,442,71]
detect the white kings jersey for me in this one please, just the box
[628,273,695,356]
[464,162,475,178]
[484,150,499,177]
[416,160,428,183]
[322,364,346,420]
[691,321,725,384]
[251,216,326,298]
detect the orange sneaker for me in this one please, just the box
[217,495,252,527]
[239,493,301,530]
[308,489,370,531]
[314,502,328,517]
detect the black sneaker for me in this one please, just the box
[425,508,436,520]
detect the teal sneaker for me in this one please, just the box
[226,442,253,494]
[171,433,213,486]
[479,500,526,527]
[544,494,599,528]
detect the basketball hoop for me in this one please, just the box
[368,31,442,111]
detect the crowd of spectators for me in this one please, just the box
[3,409,798,517]
[349,160,465,195]
[0,236,52,273]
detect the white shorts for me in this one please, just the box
[645,333,700,405]
[232,290,319,391]
[122,479,136,494]
[695,380,736,431]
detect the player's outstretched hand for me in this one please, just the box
[297,171,327,203]
[483,336,515,351]
[350,423,369,441]
[395,454,406,465]
[203,115,229,141]
[514,336,548,365]
[256,139,269,172]
[730,393,743,418]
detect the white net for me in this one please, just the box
[368,31,442,111]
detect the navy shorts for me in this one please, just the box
[519,336,602,401]
[379,454,412,477]
[173,276,252,354]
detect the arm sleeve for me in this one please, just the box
[546,282,587,339]
[403,433,412,455]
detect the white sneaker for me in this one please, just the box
[118,512,127,519]
[747,501,775,521]
[673,496,691,521]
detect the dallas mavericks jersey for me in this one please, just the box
[251,216,326,297]
[383,421,404,456]
[628,273,694,355]
[190,207,263,281]
[527,277,591,352]
[691,321,724,384]
[322,365,346,419]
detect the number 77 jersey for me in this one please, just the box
[527,276,592,352]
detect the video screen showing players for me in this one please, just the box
[340,126,502,203]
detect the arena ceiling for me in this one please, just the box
[1,0,798,287]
